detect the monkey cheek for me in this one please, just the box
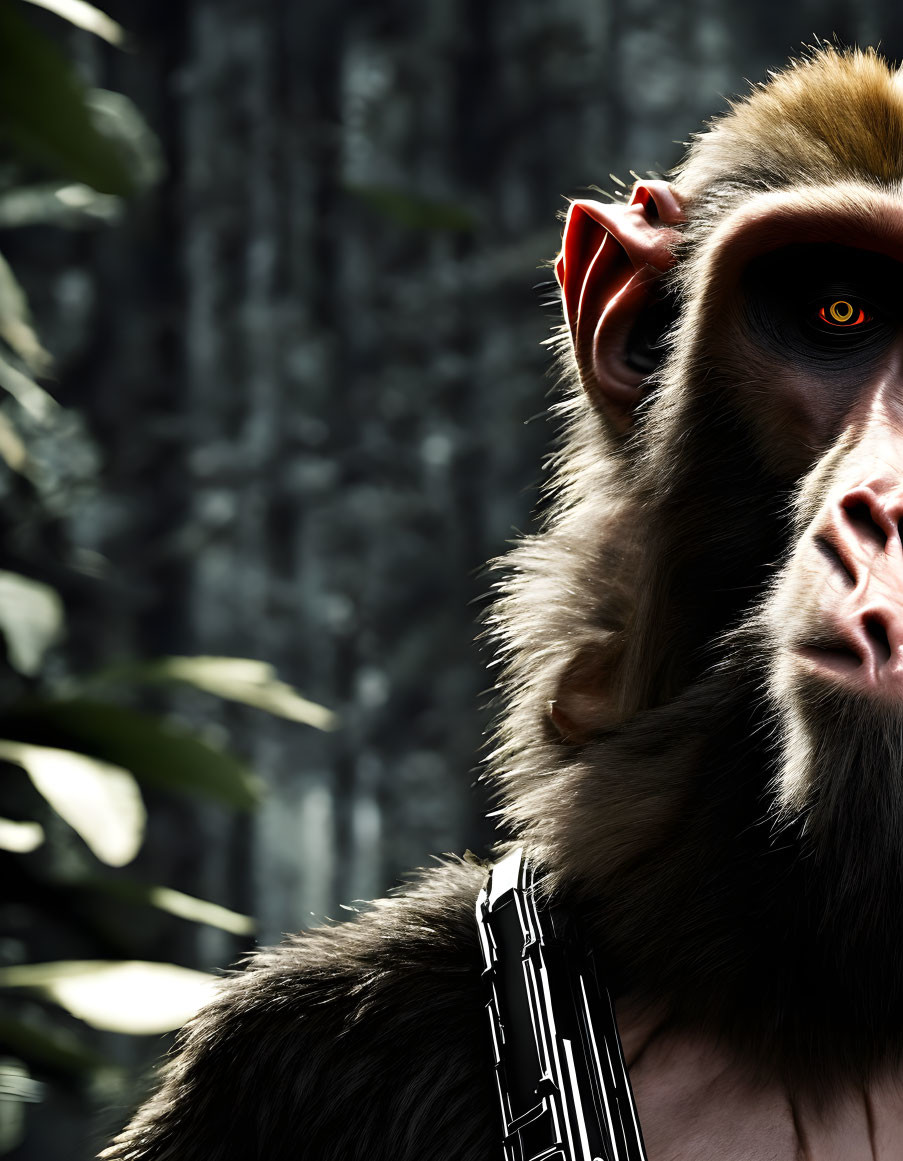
[763,613,843,814]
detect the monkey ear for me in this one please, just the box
[555,181,684,431]
[547,639,622,744]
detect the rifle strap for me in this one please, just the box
[476,848,648,1161]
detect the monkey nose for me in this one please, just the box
[801,596,903,696]
[829,602,903,692]
[837,483,903,562]
[806,483,903,692]
[819,484,903,593]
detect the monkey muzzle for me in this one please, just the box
[799,474,903,696]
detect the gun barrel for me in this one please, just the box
[476,849,648,1161]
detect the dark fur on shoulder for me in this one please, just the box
[103,860,497,1159]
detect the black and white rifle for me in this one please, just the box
[476,848,648,1161]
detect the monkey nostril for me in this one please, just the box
[863,614,892,666]
[841,499,887,548]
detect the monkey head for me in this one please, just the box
[551,49,903,808]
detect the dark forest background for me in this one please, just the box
[2,0,902,1156]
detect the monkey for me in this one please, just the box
[104,46,903,1160]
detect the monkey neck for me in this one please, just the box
[550,671,903,1097]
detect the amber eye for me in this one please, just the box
[818,299,870,327]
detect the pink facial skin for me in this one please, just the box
[688,188,903,701]
[800,466,903,696]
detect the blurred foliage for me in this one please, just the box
[0,961,218,1035]
[345,183,477,232]
[88,656,341,731]
[0,1,334,1152]
[0,1,141,196]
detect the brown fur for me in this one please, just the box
[488,45,903,1098]
[104,49,903,1157]
[678,47,903,199]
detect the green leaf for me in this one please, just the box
[0,1059,42,1155]
[0,4,135,194]
[144,886,255,935]
[77,875,255,936]
[0,740,145,866]
[0,251,51,373]
[0,1015,107,1075]
[20,0,126,46]
[0,349,59,422]
[0,817,43,853]
[132,656,338,730]
[84,89,164,192]
[2,699,262,809]
[0,182,122,229]
[0,1085,24,1154]
[0,961,217,1034]
[0,570,64,676]
[345,184,476,232]
[0,413,27,474]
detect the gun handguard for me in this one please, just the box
[476,848,648,1161]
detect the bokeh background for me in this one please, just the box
[2,1,902,1156]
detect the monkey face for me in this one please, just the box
[576,189,903,825]
[681,230,903,813]
[762,430,903,811]
[786,466,903,701]
[730,242,903,685]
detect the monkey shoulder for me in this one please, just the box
[103,858,496,1161]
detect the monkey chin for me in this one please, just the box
[759,529,903,816]
[766,640,903,852]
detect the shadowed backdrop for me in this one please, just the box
[2,1,902,1156]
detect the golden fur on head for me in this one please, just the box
[678,47,903,204]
